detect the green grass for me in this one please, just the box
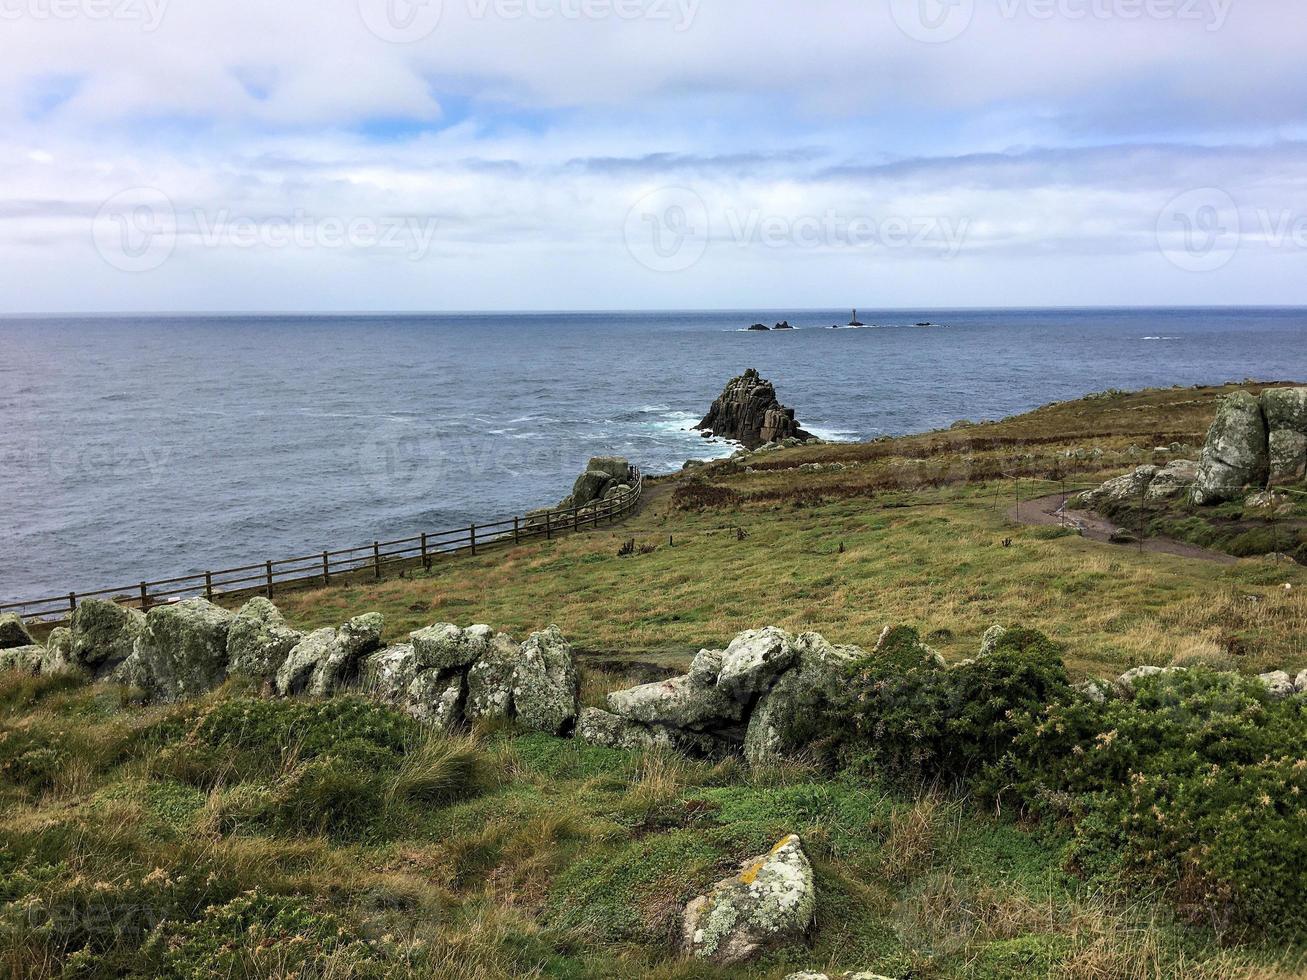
[2,671,1298,978]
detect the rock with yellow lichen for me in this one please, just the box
[682,833,815,964]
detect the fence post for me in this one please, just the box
[265,561,274,598]
[373,541,382,580]
[322,551,331,585]
[513,516,520,544]
[574,507,580,532]
[68,592,77,616]
[545,511,552,540]
[421,533,430,570]
[470,523,477,556]
[139,582,149,612]
[205,572,213,601]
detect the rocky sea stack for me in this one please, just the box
[696,368,812,449]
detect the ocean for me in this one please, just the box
[2,307,1305,604]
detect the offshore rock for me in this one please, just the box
[696,369,812,450]
[683,834,816,964]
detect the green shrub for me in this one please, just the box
[386,737,496,809]
[264,755,386,840]
[823,627,1072,784]
[989,669,1307,940]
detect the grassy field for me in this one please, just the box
[268,382,1305,681]
[3,382,1305,979]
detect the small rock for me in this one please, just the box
[465,632,520,722]
[607,674,743,729]
[1114,665,1183,695]
[69,599,145,674]
[1258,670,1295,700]
[360,644,419,702]
[1073,679,1110,704]
[978,624,1008,657]
[683,834,816,964]
[1296,668,1307,693]
[410,623,493,670]
[0,645,44,674]
[227,597,302,682]
[407,670,466,731]
[575,706,678,752]
[688,648,725,686]
[42,627,75,674]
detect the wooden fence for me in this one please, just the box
[1,468,643,624]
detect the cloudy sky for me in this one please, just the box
[2,0,1306,311]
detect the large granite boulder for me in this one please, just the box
[1075,465,1157,511]
[360,644,419,702]
[607,674,743,729]
[407,670,466,731]
[683,834,816,964]
[69,599,145,674]
[696,369,812,450]
[1263,387,1307,485]
[556,456,632,511]
[465,632,521,721]
[0,613,34,650]
[512,625,580,734]
[410,623,492,670]
[716,627,797,700]
[274,613,384,697]
[226,597,302,682]
[576,706,679,752]
[1192,391,1269,504]
[0,645,44,674]
[135,598,235,701]
[744,632,862,765]
[1146,459,1200,501]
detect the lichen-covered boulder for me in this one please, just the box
[306,613,384,697]
[587,455,632,482]
[744,632,862,766]
[135,598,234,701]
[1258,670,1296,700]
[1074,679,1111,704]
[0,645,44,674]
[360,644,418,702]
[406,671,465,731]
[683,834,816,964]
[110,649,155,692]
[226,597,302,682]
[1297,668,1307,693]
[871,625,945,671]
[978,624,1008,657]
[465,632,520,721]
[0,613,34,650]
[1075,465,1157,511]
[1263,387,1307,484]
[688,648,724,686]
[69,599,145,673]
[42,627,75,674]
[275,628,334,696]
[607,674,743,729]
[716,627,796,700]
[1192,391,1269,504]
[410,623,492,670]
[1114,664,1184,696]
[1146,459,1199,501]
[512,626,579,734]
[576,707,679,752]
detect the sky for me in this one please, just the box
[2,0,1307,312]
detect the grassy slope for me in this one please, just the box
[3,382,1305,979]
[270,382,1305,680]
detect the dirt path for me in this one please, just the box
[1011,493,1238,564]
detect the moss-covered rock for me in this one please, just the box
[0,613,34,650]
[0,644,44,674]
[409,623,491,670]
[226,597,302,682]
[406,670,465,731]
[359,643,418,702]
[465,631,519,721]
[135,598,234,700]
[682,833,816,964]
[512,625,579,735]
[1192,391,1268,504]
[69,598,144,673]
[607,674,743,729]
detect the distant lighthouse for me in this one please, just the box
[848,308,865,327]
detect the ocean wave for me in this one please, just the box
[1141,336,1181,341]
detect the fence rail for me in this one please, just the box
[2,468,644,624]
